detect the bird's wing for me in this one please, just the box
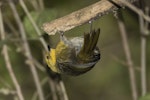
[77,28,100,60]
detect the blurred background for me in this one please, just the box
[0,0,150,100]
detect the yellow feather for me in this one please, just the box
[45,49,58,73]
[56,41,67,55]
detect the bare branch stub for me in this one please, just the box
[42,0,135,35]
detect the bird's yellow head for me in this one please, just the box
[45,48,58,73]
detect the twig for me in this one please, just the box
[0,76,11,88]
[113,0,150,23]
[0,88,16,95]
[8,1,45,100]
[4,18,19,36]
[117,12,138,100]
[42,0,136,35]
[30,0,39,11]
[32,57,59,100]
[19,0,47,50]
[59,81,69,100]
[33,58,66,100]
[31,58,59,100]
[31,77,48,100]
[38,0,44,10]
[140,15,147,96]
[32,58,46,72]
[139,6,149,96]
[53,80,69,100]
[0,4,24,100]
[48,78,58,100]
[31,58,58,100]
[111,55,140,71]
[2,47,24,99]
[32,57,58,100]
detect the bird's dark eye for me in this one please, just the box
[46,55,50,59]
[95,54,100,57]
[47,45,51,51]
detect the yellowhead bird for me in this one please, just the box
[45,28,101,76]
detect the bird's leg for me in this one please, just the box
[58,31,70,45]
[59,31,64,37]
[58,31,65,40]
[89,20,93,34]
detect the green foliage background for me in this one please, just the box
[0,0,150,100]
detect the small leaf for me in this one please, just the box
[23,9,57,39]
[23,11,40,38]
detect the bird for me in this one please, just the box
[45,28,101,76]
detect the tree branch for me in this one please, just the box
[42,0,137,35]
[115,0,150,23]
[0,3,24,100]
[8,1,45,100]
[117,12,138,100]
[139,7,149,96]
